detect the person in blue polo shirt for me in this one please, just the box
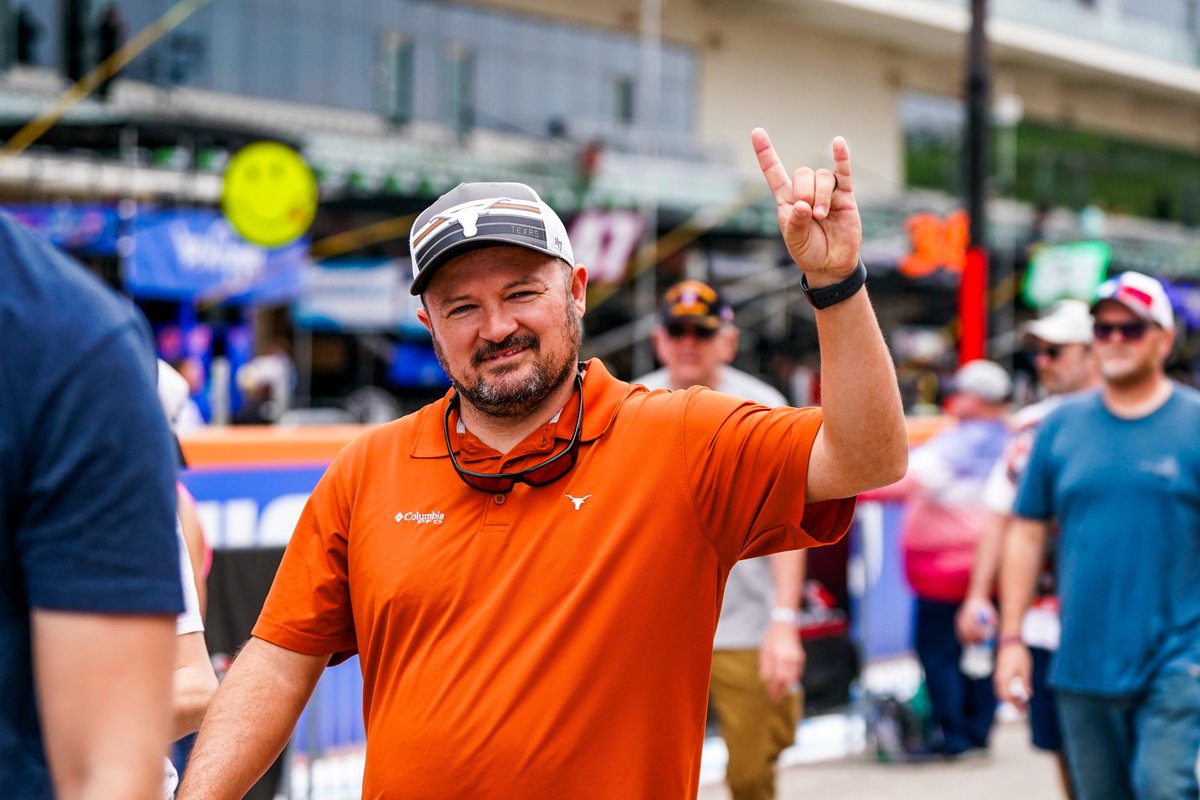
[0,213,183,798]
[997,272,1200,800]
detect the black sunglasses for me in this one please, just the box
[1032,344,1062,360]
[665,323,718,341]
[1093,321,1149,342]
[443,368,584,494]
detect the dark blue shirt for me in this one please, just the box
[0,214,183,797]
[1014,387,1200,696]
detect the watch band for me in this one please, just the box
[801,259,867,309]
[769,607,801,626]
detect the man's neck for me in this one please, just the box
[458,375,578,454]
[1102,372,1173,419]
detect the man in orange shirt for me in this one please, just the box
[178,129,907,800]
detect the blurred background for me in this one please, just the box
[8,2,1200,796]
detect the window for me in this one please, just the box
[380,33,414,126]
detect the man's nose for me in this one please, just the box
[477,306,520,342]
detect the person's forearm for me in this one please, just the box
[768,550,804,611]
[998,517,1048,639]
[177,637,328,799]
[811,286,908,495]
[965,513,1010,600]
[34,611,175,800]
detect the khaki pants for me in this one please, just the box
[709,649,803,800]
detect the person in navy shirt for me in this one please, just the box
[997,272,1200,800]
[0,213,184,798]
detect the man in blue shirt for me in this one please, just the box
[0,214,184,798]
[997,272,1200,800]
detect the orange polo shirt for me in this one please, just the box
[254,359,854,799]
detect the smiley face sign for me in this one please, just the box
[221,142,318,248]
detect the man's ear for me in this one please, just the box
[416,305,433,335]
[652,326,670,365]
[570,264,588,317]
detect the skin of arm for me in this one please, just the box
[759,549,806,701]
[752,128,907,501]
[173,630,218,741]
[993,516,1048,710]
[33,610,176,800]
[176,637,330,800]
[955,512,1009,644]
[177,485,208,617]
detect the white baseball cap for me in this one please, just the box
[408,182,575,295]
[1021,299,1094,345]
[1091,271,1175,331]
[953,359,1012,404]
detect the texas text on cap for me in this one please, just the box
[1091,271,1175,331]
[659,280,734,329]
[1021,299,1094,345]
[408,182,575,295]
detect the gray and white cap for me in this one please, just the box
[408,182,575,295]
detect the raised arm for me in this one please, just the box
[33,610,176,800]
[752,128,907,501]
[177,637,329,800]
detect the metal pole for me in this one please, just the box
[632,0,662,378]
[960,0,990,364]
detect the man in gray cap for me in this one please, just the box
[179,131,908,800]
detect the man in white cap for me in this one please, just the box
[178,131,908,799]
[997,272,1200,800]
[956,300,1098,796]
[873,359,1012,757]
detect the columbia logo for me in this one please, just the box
[395,511,445,525]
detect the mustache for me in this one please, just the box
[473,333,539,366]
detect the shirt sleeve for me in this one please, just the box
[1013,418,1056,521]
[680,389,856,568]
[253,446,357,662]
[18,322,183,615]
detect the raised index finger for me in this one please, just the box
[752,127,793,205]
[831,136,853,194]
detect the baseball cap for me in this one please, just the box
[1021,299,1094,345]
[659,279,734,329]
[1091,271,1175,331]
[408,182,575,295]
[952,359,1012,404]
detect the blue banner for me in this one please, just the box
[3,204,120,255]
[125,209,309,304]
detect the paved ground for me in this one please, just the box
[698,720,1066,800]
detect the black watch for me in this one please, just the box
[800,259,867,309]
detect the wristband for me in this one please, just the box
[769,607,801,626]
[800,259,867,309]
[997,634,1024,648]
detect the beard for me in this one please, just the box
[432,298,582,420]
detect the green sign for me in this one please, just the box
[1023,241,1111,309]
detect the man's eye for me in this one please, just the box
[448,305,475,316]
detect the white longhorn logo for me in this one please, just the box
[565,494,592,510]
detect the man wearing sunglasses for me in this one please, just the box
[179,129,908,800]
[997,272,1200,800]
[636,280,806,800]
[957,299,1098,796]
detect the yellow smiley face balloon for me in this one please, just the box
[221,142,318,248]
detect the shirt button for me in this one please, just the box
[494,494,506,505]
